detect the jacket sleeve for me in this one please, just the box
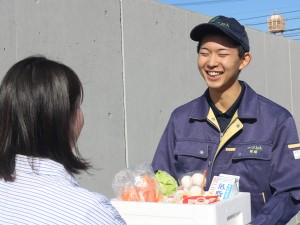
[151,112,179,180]
[251,115,300,225]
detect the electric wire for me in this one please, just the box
[172,0,247,6]
[245,17,300,26]
[238,9,300,21]
[159,0,300,41]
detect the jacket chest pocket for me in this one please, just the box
[231,144,272,186]
[232,144,272,161]
[174,140,212,173]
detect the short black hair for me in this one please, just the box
[196,29,247,58]
[0,56,90,181]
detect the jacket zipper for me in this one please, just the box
[220,132,224,142]
[207,117,238,185]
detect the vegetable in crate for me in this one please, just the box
[155,170,178,196]
[112,163,163,202]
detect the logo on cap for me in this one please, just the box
[209,16,230,29]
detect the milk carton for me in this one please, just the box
[208,174,239,200]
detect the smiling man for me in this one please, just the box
[152,15,300,224]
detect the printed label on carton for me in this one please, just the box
[208,175,239,200]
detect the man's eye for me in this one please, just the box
[199,52,209,56]
[219,54,229,57]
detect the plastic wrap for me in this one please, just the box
[112,163,163,202]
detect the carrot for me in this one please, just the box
[121,175,163,202]
[121,187,139,201]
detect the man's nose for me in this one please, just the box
[207,54,219,67]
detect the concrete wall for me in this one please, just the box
[1,0,126,196]
[1,1,300,210]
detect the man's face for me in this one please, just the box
[197,34,248,93]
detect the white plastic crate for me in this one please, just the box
[286,212,300,225]
[111,192,251,225]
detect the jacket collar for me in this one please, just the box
[190,81,258,120]
[237,81,259,119]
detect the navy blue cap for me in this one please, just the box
[190,15,250,52]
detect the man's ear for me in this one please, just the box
[239,52,252,70]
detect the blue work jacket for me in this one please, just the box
[152,81,300,224]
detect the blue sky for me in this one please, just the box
[157,0,300,41]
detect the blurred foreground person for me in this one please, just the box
[0,56,126,225]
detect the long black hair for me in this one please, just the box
[0,56,90,181]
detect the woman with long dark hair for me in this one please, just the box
[0,56,126,224]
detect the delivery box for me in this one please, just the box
[111,192,251,225]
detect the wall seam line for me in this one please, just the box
[288,40,294,114]
[120,0,129,168]
[186,13,190,101]
[263,33,268,97]
[14,0,18,60]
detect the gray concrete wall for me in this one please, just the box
[1,2,300,213]
[0,0,126,196]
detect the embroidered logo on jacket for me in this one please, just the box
[247,145,262,154]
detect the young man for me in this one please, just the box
[152,15,300,224]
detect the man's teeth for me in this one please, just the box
[207,71,221,77]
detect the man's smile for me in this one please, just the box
[207,71,223,77]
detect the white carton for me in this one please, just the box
[111,192,251,225]
[208,175,239,200]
